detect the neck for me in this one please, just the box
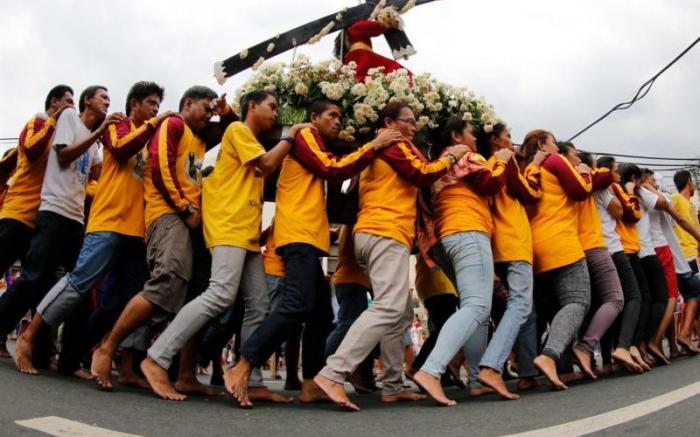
[80,109,100,130]
[682,187,692,199]
[244,118,261,137]
[130,114,146,127]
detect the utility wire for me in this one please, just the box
[567,36,700,142]
[582,150,700,161]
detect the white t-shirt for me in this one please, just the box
[595,189,624,254]
[637,187,658,258]
[39,107,102,224]
[656,193,692,275]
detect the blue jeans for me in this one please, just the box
[421,231,494,377]
[325,283,369,357]
[480,261,533,372]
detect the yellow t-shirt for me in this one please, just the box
[672,193,699,258]
[414,256,457,302]
[202,122,265,250]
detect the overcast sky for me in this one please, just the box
[1,0,698,166]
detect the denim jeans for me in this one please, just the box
[480,261,533,372]
[421,231,494,377]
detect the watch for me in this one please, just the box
[280,135,295,144]
[446,152,457,164]
[183,203,198,216]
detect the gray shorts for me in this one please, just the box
[140,214,192,315]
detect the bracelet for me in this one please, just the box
[280,135,295,144]
[446,152,457,163]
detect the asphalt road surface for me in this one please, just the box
[1,350,700,437]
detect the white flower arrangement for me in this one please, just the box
[232,58,502,145]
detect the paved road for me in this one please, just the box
[1,352,700,437]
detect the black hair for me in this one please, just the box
[618,163,642,184]
[674,170,692,192]
[557,141,576,156]
[44,85,73,111]
[596,155,616,170]
[578,151,594,167]
[125,81,164,115]
[641,168,654,177]
[306,99,341,121]
[378,101,410,128]
[79,85,107,113]
[179,85,218,112]
[475,122,507,159]
[431,115,468,157]
[239,90,276,121]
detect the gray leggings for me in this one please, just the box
[536,258,591,361]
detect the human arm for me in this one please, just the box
[55,111,125,167]
[542,154,592,201]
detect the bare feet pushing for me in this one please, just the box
[572,345,597,379]
[312,374,359,411]
[140,357,186,401]
[118,372,151,389]
[629,346,651,371]
[299,379,331,403]
[533,355,567,390]
[381,389,427,403]
[412,370,456,406]
[91,347,116,390]
[469,385,496,397]
[516,376,543,391]
[612,348,643,373]
[174,378,223,397]
[224,360,252,408]
[477,368,519,400]
[14,334,38,375]
[647,343,670,365]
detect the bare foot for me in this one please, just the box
[312,374,360,411]
[647,343,670,365]
[612,348,643,373]
[174,378,223,397]
[516,377,543,391]
[141,358,186,401]
[533,355,567,390]
[477,368,519,400]
[14,334,38,375]
[347,370,375,395]
[284,378,302,391]
[629,347,651,371]
[677,337,700,354]
[73,368,94,380]
[118,372,151,389]
[91,347,114,391]
[559,372,584,384]
[572,345,597,379]
[299,379,331,403]
[224,361,252,408]
[381,389,427,403]
[469,385,496,397]
[412,370,456,406]
[248,386,293,403]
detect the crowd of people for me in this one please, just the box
[1,81,699,412]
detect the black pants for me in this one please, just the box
[628,254,651,345]
[240,243,334,379]
[640,255,669,341]
[0,211,83,335]
[611,251,641,349]
[0,218,33,274]
[411,293,459,371]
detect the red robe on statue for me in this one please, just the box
[343,20,413,82]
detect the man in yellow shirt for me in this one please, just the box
[14,82,171,376]
[672,170,700,272]
[140,90,311,401]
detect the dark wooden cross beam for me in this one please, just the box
[215,0,439,84]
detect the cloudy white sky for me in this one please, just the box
[1,0,698,166]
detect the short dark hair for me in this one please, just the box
[125,81,164,115]
[674,170,692,192]
[240,90,276,121]
[79,85,107,113]
[578,151,594,167]
[306,99,341,121]
[557,141,577,157]
[618,163,642,184]
[44,85,73,111]
[597,155,616,170]
[475,122,507,159]
[179,85,218,112]
[641,168,655,178]
[378,101,410,128]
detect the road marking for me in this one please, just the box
[502,380,700,436]
[15,416,142,437]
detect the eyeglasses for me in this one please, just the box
[396,118,417,126]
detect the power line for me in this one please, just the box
[0,138,19,142]
[567,35,700,142]
[582,150,700,161]
[615,161,700,168]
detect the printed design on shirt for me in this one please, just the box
[133,150,145,181]
[185,152,203,186]
[73,151,91,185]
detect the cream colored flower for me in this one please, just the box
[267,43,275,53]
[294,82,308,96]
[351,83,368,97]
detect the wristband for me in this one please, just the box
[446,152,457,164]
[280,135,295,144]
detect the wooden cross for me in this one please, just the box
[214,0,439,84]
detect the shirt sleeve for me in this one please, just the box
[379,142,451,188]
[591,167,614,191]
[348,20,388,40]
[91,144,103,168]
[149,116,190,212]
[611,183,641,223]
[19,116,56,161]
[291,127,376,182]
[507,162,543,203]
[542,154,592,201]
[464,154,507,195]
[102,117,158,162]
[52,108,80,149]
[228,123,265,165]
[595,189,614,210]
[638,187,659,211]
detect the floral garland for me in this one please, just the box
[232,55,502,145]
